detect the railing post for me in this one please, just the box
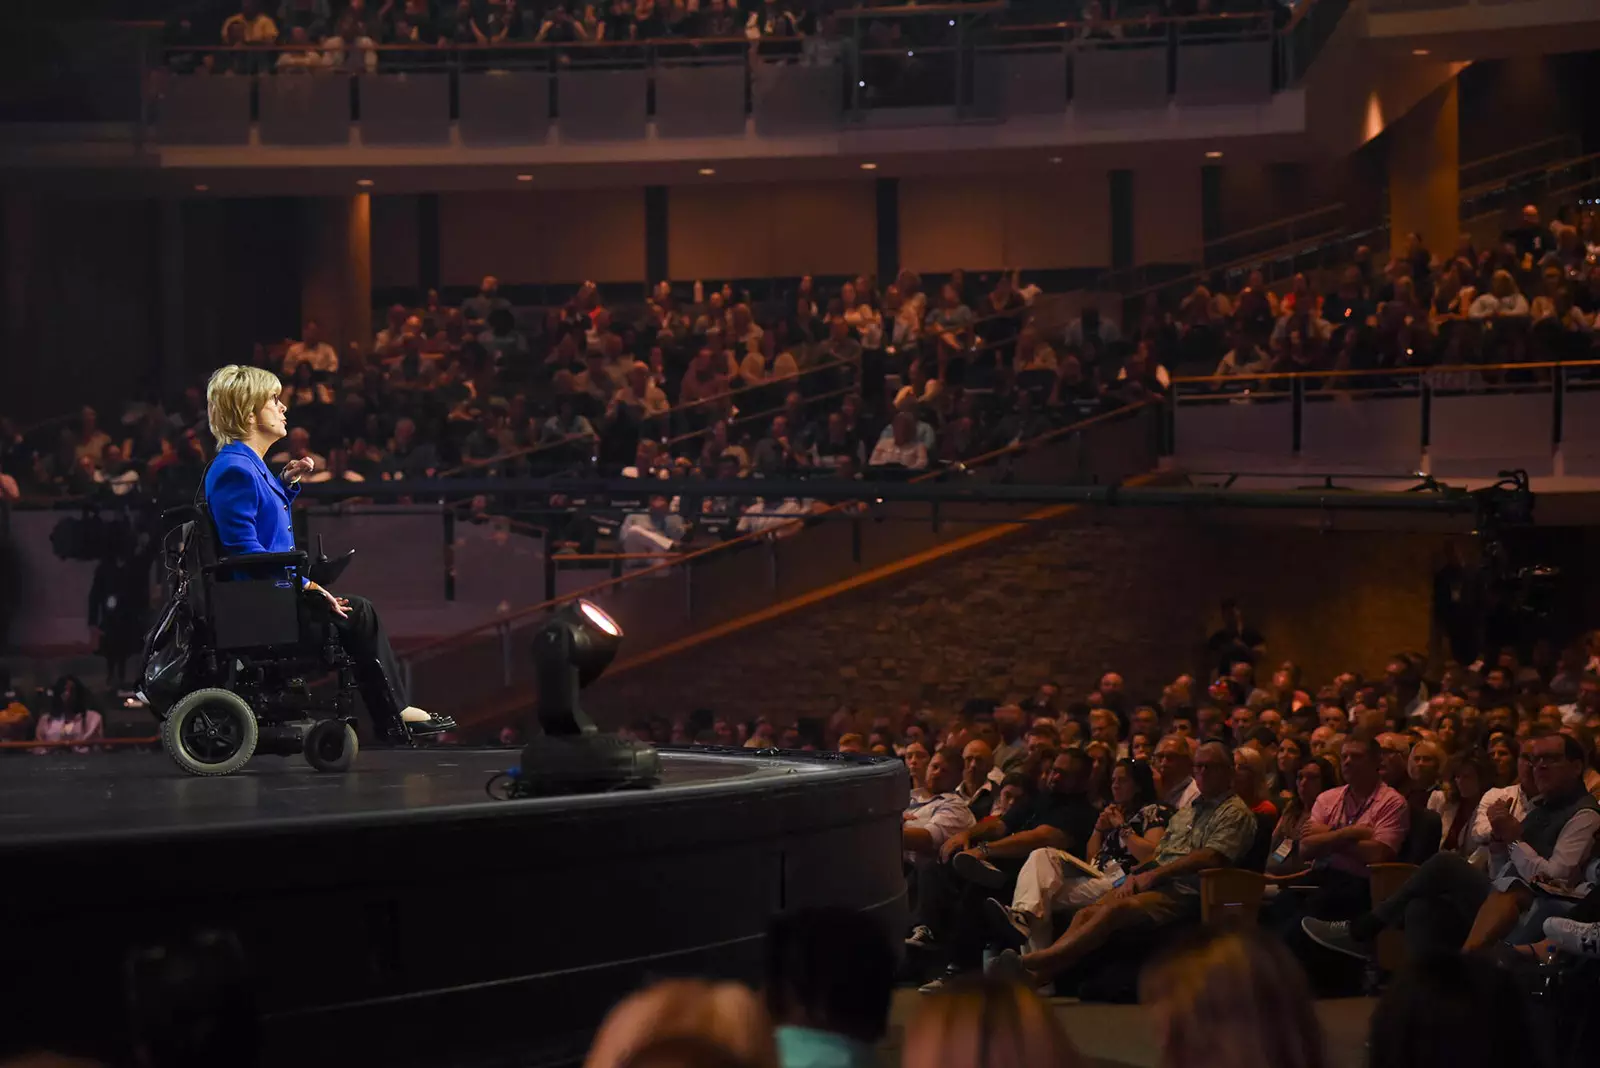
[499,622,513,688]
[442,510,455,602]
[1291,376,1304,456]
[1553,363,1565,454]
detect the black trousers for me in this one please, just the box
[304,592,408,732]
[1367,850,1491,958]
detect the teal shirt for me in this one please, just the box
[775,1026,879,1068]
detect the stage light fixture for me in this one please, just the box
[193,184,209,192]
[1048,156,1063,164]
[356,178,374,187]
[512,599,660,795]
[860,162,878,170]
[698,167,716,176]
[516,174,533,182]
[1205,150,1223,159]
[1412,48,1430,56]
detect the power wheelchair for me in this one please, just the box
[141,500,364,777]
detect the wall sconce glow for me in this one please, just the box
[858,80,866,88]
[948,19,955,26]
[1205,150,1223,159]
[1048,156,1063,164]
[860,162,878,170]
[698,167,716,176]
[193,183,209,192]
[516,174,533,182]
[355,178,374,187]
[1412,48,1430,56]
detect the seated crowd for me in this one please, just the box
[162,0,1277,76]
[1179,203,1600,386]
[1,264,1168,560]
[628,616,1600,998]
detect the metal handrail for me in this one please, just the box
[1173,357,1600,390]
[400,399,1159,666]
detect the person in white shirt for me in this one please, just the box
[736,497,809,539]
[868,412,929,472]
[1153,735,1201,810]
[620,494,685,561]
[1467,270,1531,320]
[903,746,975,861]
[281,320,339,374]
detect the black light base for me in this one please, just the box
[512,731,663,796]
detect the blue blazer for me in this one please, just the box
[205,441,300,569]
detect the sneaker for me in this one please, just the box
[1543,917,1600,960]
[984,948,1032,986]
[904,925,937,951]
[918,966,962,994]
[1301,917,1375,961]
[983,898,1031,948]
[952,850,1008,889]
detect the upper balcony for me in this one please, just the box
[3,3,1325,182]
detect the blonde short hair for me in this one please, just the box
[1140,930,1324,1068]
[584,980,777,1068]
[903,979,1081,1068]
[206,364,283,446]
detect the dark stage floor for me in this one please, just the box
[0,746,822,847]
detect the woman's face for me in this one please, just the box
[1490,742,1516,782]
[1278,739,1301,776]
[1110,763,1136,807]
[254,395,289,441]
[1454,762,1482,800]
[1296,762,1324,806]
[904,743,929,786]
[1436,716,1458,749]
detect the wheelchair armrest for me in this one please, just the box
[208,551,309,575]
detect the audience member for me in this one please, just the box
[585,981,777,1068]
[1140,929,1325,1068]
[764,908,893,1068]
[901,978,1081,1068]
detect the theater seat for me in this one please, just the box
[1367,862,1419,973]
[1200,868,1266,928]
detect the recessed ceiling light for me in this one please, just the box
[516,174,533,182]
[698,167,716,176]
[1205,150,1224,159]
[1048,156,1063,164]
[193,183,209,192]
[860,162,878,171]
[355,178,374,187]
[1412,48,1430,56]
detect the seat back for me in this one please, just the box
[1199,868,1266,928]
[1367,862,1419,972]
[194,489,305,653]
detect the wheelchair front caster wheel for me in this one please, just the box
[163,688,259,777]
[304,719,359,773]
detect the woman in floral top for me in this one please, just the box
[993,758,1173,953]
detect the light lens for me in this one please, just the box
[579,600,620,637]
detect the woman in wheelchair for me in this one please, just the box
[204,364,454,743]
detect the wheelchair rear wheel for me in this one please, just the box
[163,688,259,777]
[304,719,359,773]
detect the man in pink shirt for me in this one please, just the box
[1279,737,1411,933]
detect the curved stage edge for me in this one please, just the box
[0,747,909,1067]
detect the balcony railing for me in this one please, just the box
[396,400,1165,731]
[1170,358,1600,478]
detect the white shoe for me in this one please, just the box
[399,706,457,735]
[1544,917,1600,959]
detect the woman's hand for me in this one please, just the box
[282,456,316,484]
[306,581,350,619]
